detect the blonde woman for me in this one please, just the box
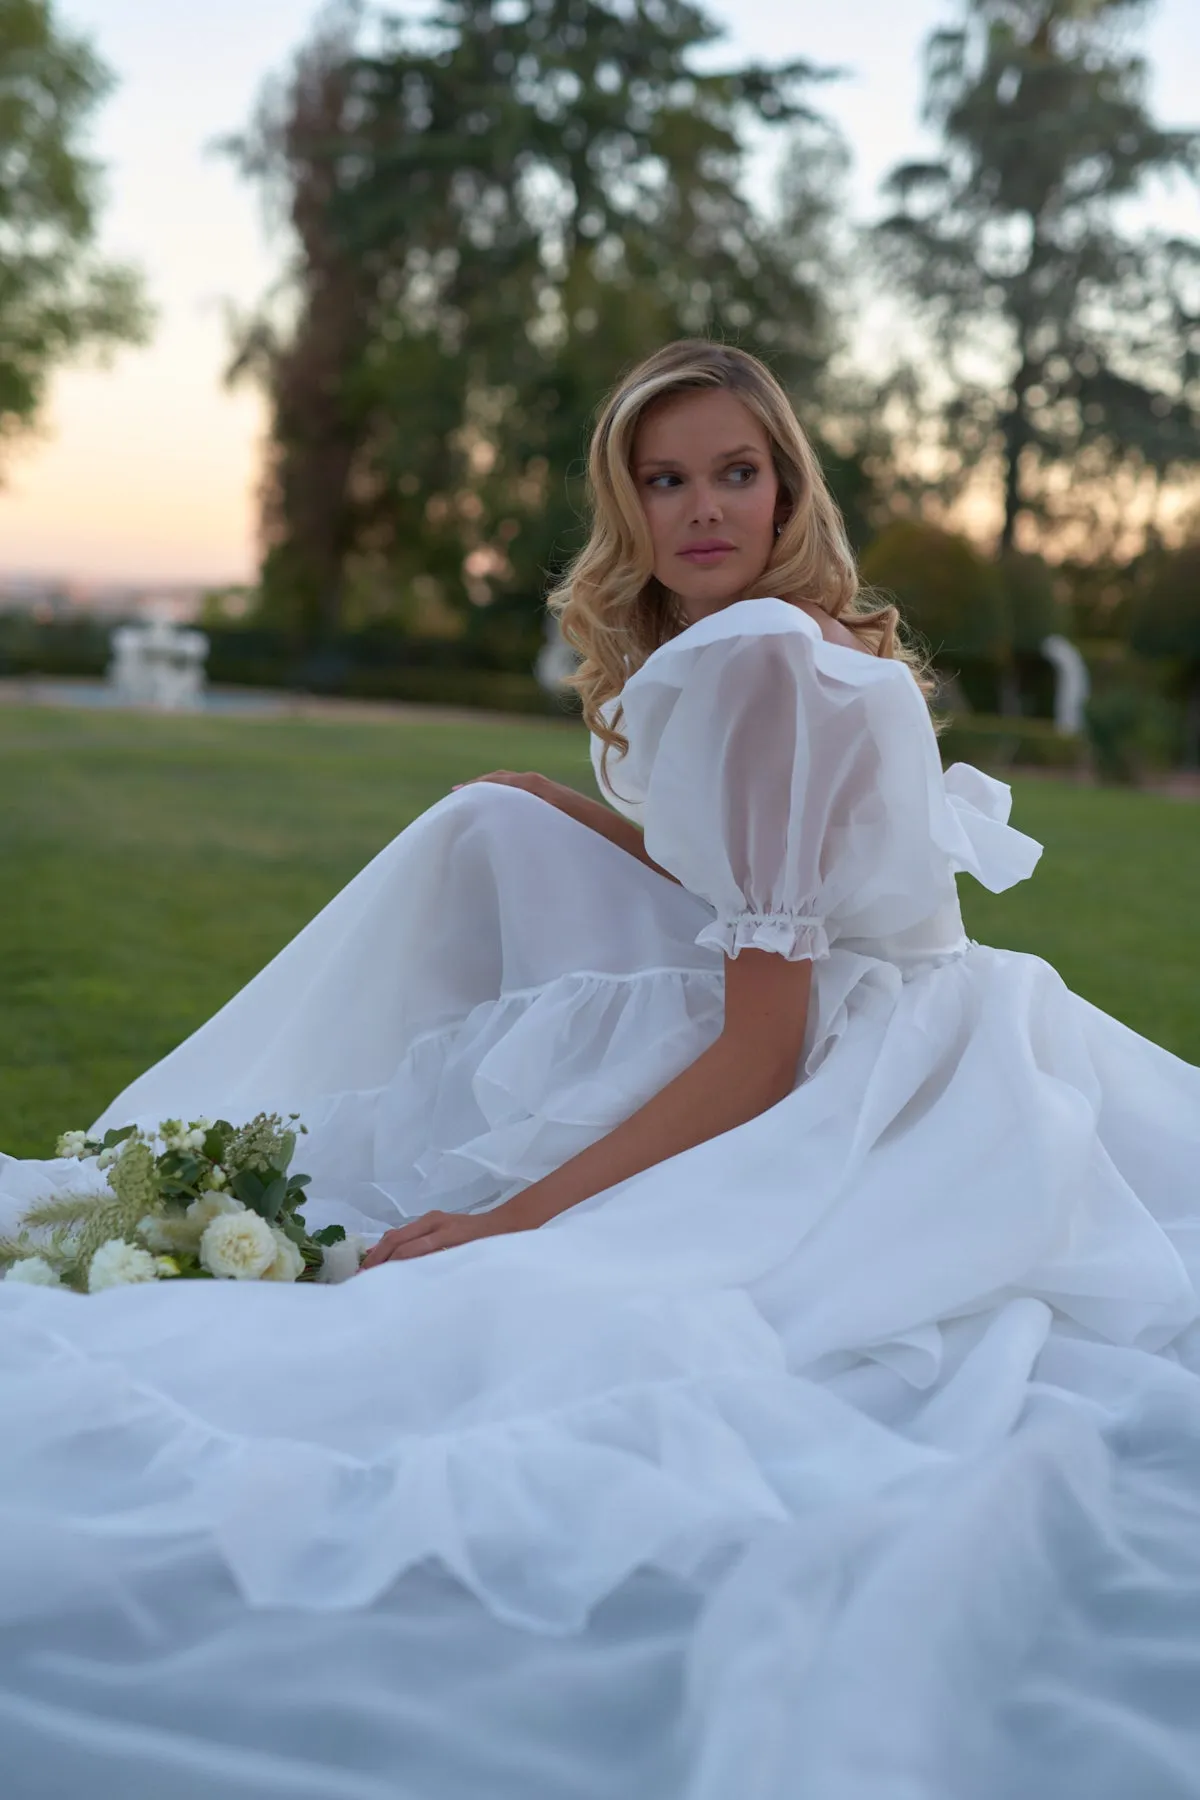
[1,341,1197,1800]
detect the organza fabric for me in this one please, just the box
[1,597,1197,1799]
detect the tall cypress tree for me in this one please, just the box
[877,0,1200,556]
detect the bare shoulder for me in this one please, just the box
[792,600,874,656]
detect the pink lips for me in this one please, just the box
[678,540,735,562]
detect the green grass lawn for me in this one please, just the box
[1,702,1197,1159]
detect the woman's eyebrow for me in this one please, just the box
[635,443,761,469]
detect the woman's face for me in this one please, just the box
[632,388,784,623]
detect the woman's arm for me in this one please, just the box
[359,948,811,1265]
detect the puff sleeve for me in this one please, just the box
[612,601,1034,962]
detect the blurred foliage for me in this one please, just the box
[1130,538,1200,764]
[937,711,1086,771]
[198,586,258,628]
[224,0,875,640]
[859,518,1009,666]
[0,0,151,466]
[1082,684,1180,784]
[997,549,1062,652]
[0,609,570,715]
[876,0,1200,556]
[0,609,109,677]
[1132,540,1200,662]
[1055,557,1139,641]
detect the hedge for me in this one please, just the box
[937,713,1087,772]
[335,666,577,717]
[0,614,574,717]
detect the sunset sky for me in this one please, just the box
[2,0,1198,587]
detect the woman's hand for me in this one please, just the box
[452,770,583,817]
[452,769,669,878]
[357,1207,515,1268]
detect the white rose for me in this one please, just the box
[5,1256,62,1287]
[55,1130,90,1160]
[262,1228,305,1283]
[88,1238,161,1292]
[186,1190,244,1235]
[316,1234,367,1284]
[199,1210,278,1280]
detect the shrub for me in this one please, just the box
[937,713,1087,772]
[1083,687,1182,785]
[337,667,576,717]
[0,614,568,718]
[997,550,1063,654]
[1130,541,1200,767]
[859,520,1008,664]
[0,613,110,678]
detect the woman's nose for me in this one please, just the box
[691,484,722,522]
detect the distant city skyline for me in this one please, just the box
[2,0,1198,586]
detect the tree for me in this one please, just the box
[876,0,1200,558]
[998,549,1062,650]
[228,0,863,642]
[859,517,1009,711]
[0,0,151,469]
[1131,539,1200,764]
[224,4,369,647]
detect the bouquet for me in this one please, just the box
[0,1114,364,1291]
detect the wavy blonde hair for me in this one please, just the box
[547,339,930,767]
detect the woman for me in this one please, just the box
[1,341,1197,1799]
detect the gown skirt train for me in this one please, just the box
[0,599,1197,1798]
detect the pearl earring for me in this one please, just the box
[774,522,783,538]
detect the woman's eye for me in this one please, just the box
[646,473,680,489]
[726,464,756,484]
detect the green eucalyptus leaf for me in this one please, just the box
[260,1176,289,1222]
[311,1224,346,1247]
[102,1125,137,1150]
[231,1168,265,1206]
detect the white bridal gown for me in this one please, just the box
[1,597,1198,1800]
